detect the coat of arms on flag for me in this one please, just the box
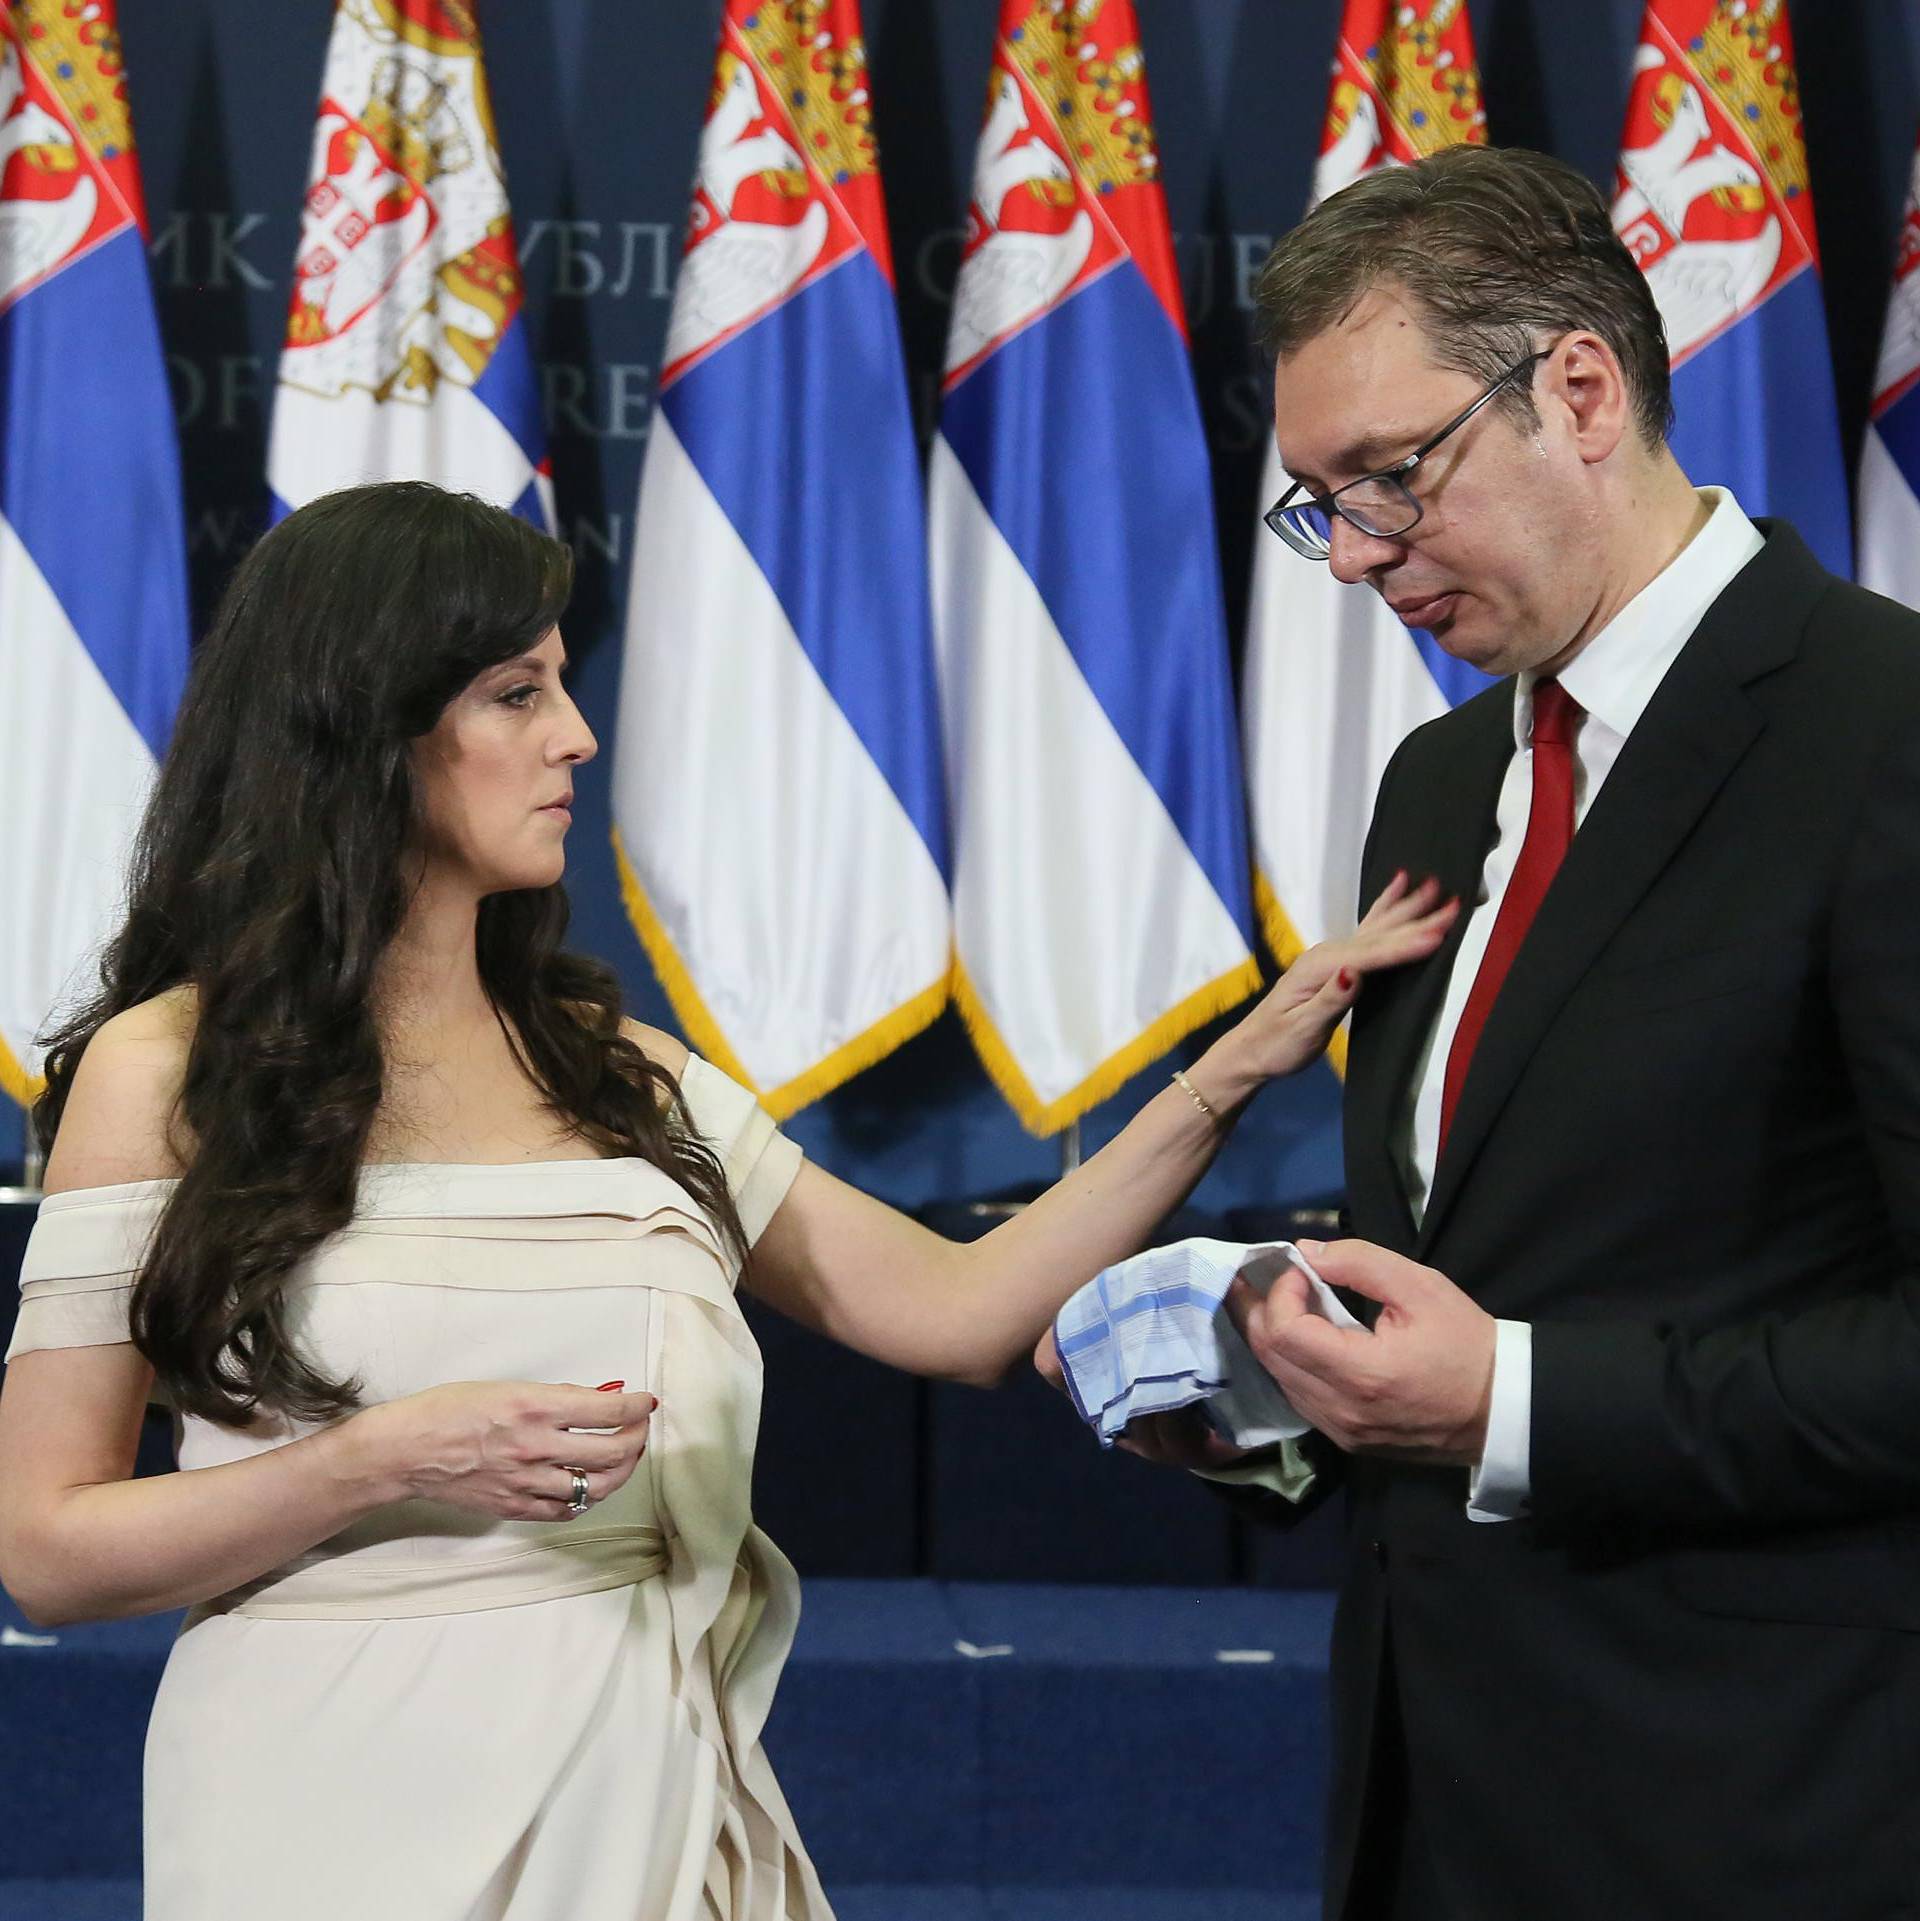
[658,15,870,384]
[1611,0,1813,368]
[1609,0,1848,575]
[269,0,551,525]
[930,0,1257,1135]
[0,6,140,313]
[939,20,1135,385]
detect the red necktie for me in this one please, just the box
[1437,677,1583,1158]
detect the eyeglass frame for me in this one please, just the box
[1263,347,1552,560]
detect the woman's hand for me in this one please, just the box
[340,1382,658,1523]
[1199,873,1459,1095]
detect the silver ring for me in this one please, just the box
[565,1467,591,1517]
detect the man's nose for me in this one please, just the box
[1326,515,1402,587]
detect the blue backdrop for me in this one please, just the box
[6,0,1920,1212]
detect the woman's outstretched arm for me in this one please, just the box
[727,876,1457,1386]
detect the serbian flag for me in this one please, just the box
[1239,0,1490,1074]
[1858,122,1920,610]
[929,0,1258,1136]
[610,2,949,1117]
[267,0,551,526]
[1611,0,1848,575]
[0,3,187,1106]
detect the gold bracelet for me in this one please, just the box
[1170,1068,1219,1127]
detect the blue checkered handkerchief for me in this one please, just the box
[1053,1239,1363,1450]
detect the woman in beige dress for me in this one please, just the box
[0,483,1454,1920]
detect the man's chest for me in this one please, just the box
[1345,724,1842,1280]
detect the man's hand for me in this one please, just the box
[1032,1325,1255,1471]
[1227,1239,1496,1464]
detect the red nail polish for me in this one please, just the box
[596,1380,625,1393]
[1338,968,1355,990]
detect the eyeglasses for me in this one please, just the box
[1264,349,1550,560]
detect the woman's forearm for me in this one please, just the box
[944,1028,1268,1381]
[8,1415,395,1628]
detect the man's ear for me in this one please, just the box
[1548,331,1631,467]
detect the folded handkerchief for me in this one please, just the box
[1053,1238,1363,1450]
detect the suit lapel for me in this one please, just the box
[1413,521,1820,1252]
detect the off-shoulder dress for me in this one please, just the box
[5,1056,834,1920]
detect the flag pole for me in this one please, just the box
[4,1119,43,1201]
[1060,1119,1082,1177]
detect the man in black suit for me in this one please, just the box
[1083,146,1920,1918]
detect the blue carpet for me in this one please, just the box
[0,1885,1324,1920]
[0,1583,1333,1904]
[763,1583,1331,1890]
[831,1895,1319,1920]
[0,1889,138,1921]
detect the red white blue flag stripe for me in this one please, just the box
[0,2,188,1103]
[1858,122,1920,610]
[1240,0,1491,1077]
[612,0,949,1117]
[928,0,1258,1136]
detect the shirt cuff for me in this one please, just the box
[1466,1318,1532,1523]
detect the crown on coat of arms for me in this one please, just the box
[1333,0,1482,163]
[1685,0,1808,200]
[738,3,879,185]
[352,0,482,64]
[359,57,474,185]
[1005,0,1159,196]
[1378,0,1484,157]
[12,0,134,165]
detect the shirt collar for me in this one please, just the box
[1513,487,1764,750]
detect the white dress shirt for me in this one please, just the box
[1397,488,1765,1519]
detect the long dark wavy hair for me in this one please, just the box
[34,482,746,1426]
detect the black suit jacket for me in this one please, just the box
[1302,522,1920,1919]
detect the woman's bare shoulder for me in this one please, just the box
[617,1017,690,1083]
[42,987,197,1193]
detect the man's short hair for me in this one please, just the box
[1252,146,1675,448]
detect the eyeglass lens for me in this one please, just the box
[1275,501,1334,553]
[1273,474,1419,554]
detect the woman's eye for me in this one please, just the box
[500,684,539,708]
